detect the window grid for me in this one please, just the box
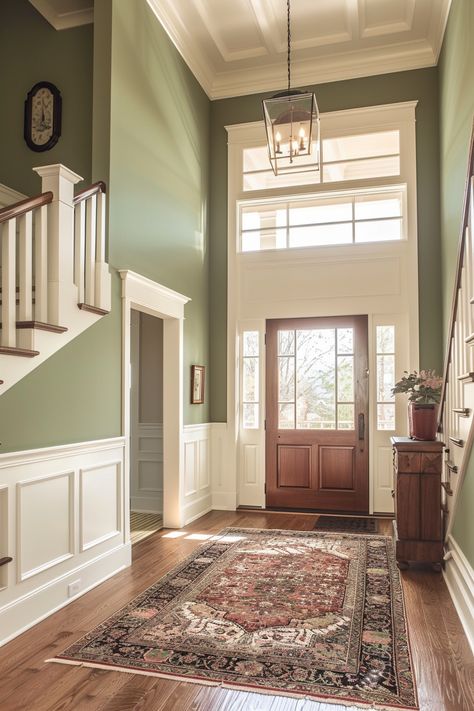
[242,331,259,430]
[376,325,396,431]
[240,188,404,253]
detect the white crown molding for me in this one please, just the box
[29,0,93,30]
[428,0,452,62]
[210,40,437,100]
[145,0,214,97]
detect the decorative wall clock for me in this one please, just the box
[24,81,62,152]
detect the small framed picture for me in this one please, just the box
[191,365,205,404]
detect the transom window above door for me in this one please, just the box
[240,187,405,252]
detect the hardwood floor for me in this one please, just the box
[0,510,472,711]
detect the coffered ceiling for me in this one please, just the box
[30,0,451,100]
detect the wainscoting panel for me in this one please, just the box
[17,471,74,582]
[374,446,394,513]
[80,462,121,551]
[131,424,163,514]
[183,425,212,524]
[0,437,129,647]
[444,535,474,655]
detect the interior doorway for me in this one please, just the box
[129,310,164,544]
[265,315,369,513]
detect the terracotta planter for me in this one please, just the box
[408,402,439,441]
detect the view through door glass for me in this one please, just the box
[266,316,369,512]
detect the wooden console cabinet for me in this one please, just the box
[391,437,444,571]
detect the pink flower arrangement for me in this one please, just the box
[392,369,443,404]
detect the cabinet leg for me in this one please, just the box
[397,560,409,570]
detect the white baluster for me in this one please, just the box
[18,212,33,323]
[1,219,16,348]
[85,194,97,306]
[74,200,85,303]
[34,204,48,323]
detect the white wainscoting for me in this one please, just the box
[210,422,236,511]
[0,437,129,647]
[131,423,163,514]
[182,424,213,525]
[443,535,474,655]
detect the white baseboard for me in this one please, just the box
[183,494,212,526]
[0,542,131,647]
[443,535,474,655]
[212,491,237,511]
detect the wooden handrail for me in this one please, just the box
[73,181,106,205]
[438,118,474,424]
[0,556,12,567]
[0,192,53,225]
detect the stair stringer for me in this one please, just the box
[0,273,111,396]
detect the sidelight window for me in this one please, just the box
[376,325,396,430]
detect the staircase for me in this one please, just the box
[0,164,111,394]
[438,121,474,543]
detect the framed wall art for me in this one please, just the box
[191,365,205,404]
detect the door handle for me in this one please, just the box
[358,413,365,440]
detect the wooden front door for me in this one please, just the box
[265,316,369,512]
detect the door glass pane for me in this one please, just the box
[338,404,354,430]
[278,330,295,356]
[377,354,395,402]
[279,403,295,429]
[243,331,259,357]
[377,403,395,431]
[296,329,336,429]
[376,325,395,353]
[337,328,353,354]
[243,403,259,429]
[337,355,354,402]
[243,357,258,402]
[278,356,295,402]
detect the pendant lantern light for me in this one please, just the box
[262,0,321,176]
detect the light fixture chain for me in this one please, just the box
[287,0,291,93]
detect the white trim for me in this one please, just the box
[119,270,191,530]
[443,535,474,655]
[0,183,26,207]
[0,543,130,647]
[0,437,125,469]
[28,0,93,30]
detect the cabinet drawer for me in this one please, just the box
[396,452,421,473]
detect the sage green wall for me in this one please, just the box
[439,0,474,567]
[0,0,210,452]
[108,0,210,423]
[0,0,121,453]
[0,0,93,195]
[209,69,442,422]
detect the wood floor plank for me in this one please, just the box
[0,510,472,711]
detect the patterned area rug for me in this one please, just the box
[49,528,418,710]
[314,516,379,533]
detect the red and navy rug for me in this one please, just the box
[50,527,418,710]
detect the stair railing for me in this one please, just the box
[73,181,110,314]
[0,192,53,352]
[438,119,474,540]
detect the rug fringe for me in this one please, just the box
[45,659,417,710]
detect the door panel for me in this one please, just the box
[266,315,369,512]
[277,446,312,488]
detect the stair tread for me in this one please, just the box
[16,321,68,333]
[0,346,39,358]
[78,302,109,316]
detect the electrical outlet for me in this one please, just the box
[68,579,81,597]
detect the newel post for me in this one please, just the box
[33,164,82,325]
